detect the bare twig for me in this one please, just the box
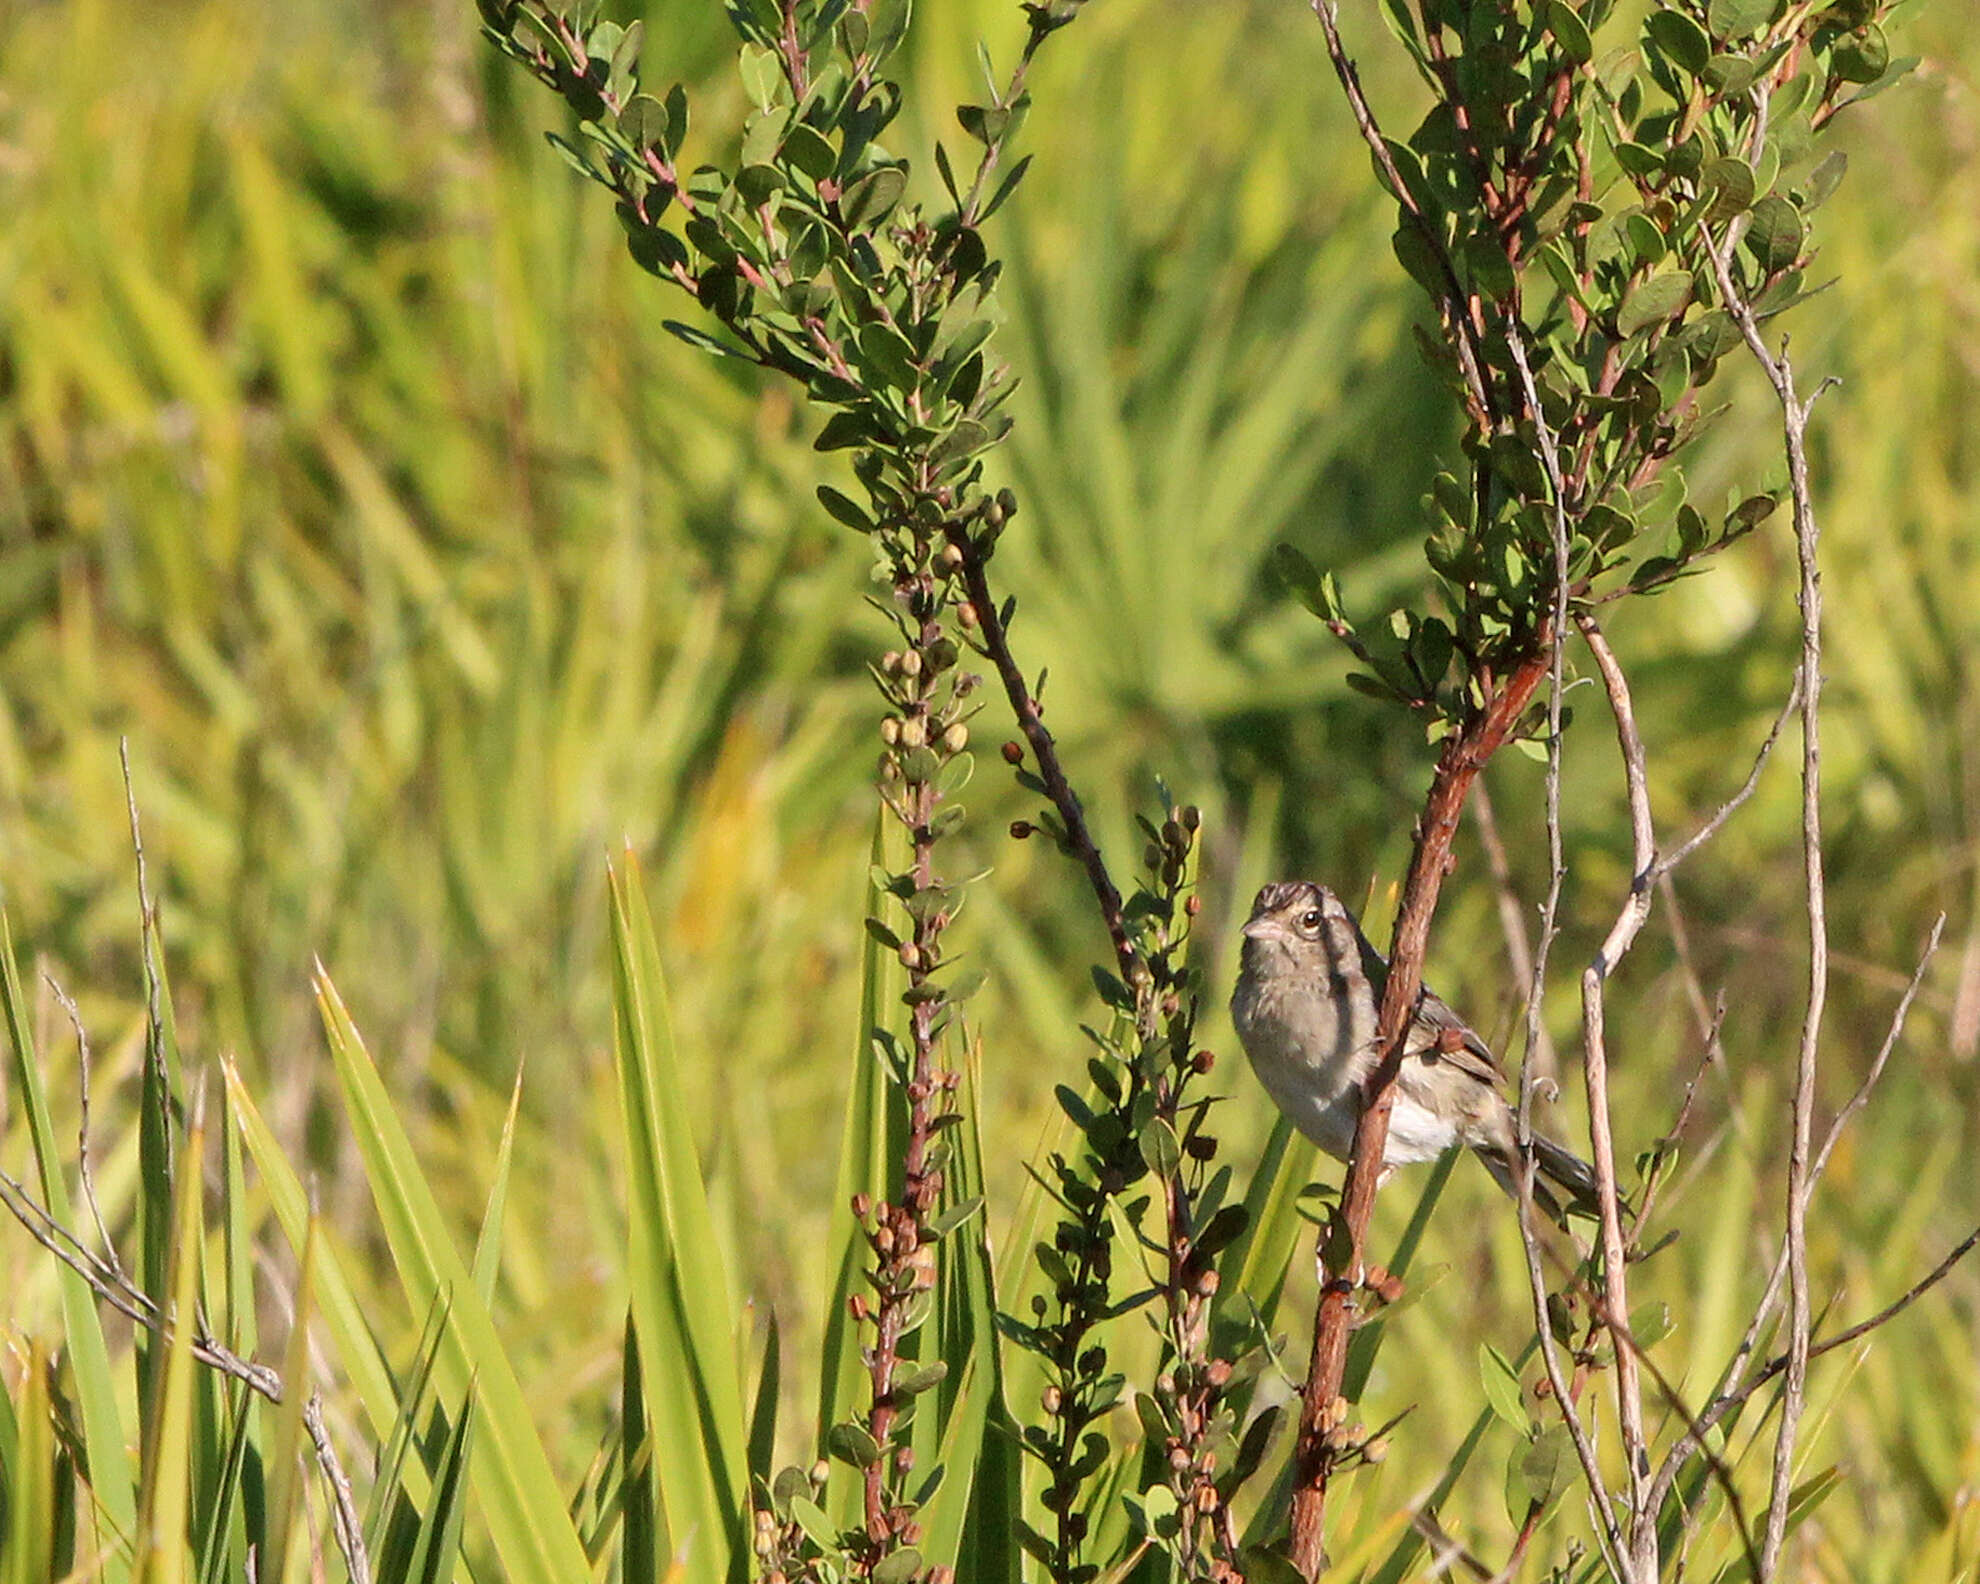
[1471,781,1555,1079]
[1568,616,1658,1577]
[1653,678,1802,883]
[45,973,123,1278]
[1655,872,1749,1139]
[305,1397,372,1584]
[1499,324,1632,1581]
[1702,224,1830,1583]
[1743,1223,1980,1395]
[1311,0,1495,427]
[1631,994,1726,1236]
[1645,915,1945,1518]
[0,1167,372,1584]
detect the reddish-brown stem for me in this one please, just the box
[1287,642,1551,1579]
[857,513,959,1560]
[945,528,1139,984]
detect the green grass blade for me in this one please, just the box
[220,1061,409,1453]
[4,1342,57,1584]
[747,1310,781,1489]
[132,1102,205,1584]
[262,1210,316,1584]
[920,1046,1020,1583]
[1221,1115,1319,1328]
[605,854,749,1575]
[0,912,136,1561]
[620,1310,664,1582]
[405,1394,478,1584]
[1342,1146,1456,1402]
[313,969,593,1584]
[471,1062,525,1308]
[817,811,909,1522]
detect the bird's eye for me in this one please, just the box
[1298,909,1324,932]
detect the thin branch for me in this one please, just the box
[946,527,1138,984]
[1471,781,1555,1079]
[1811,916,1943,1187]
[1630,993,1726,1237]
[1702,223,1830,1583]
[1644,914,1944,1518]
[1655,873,1747,1137]
[1311,0,1495,427]
[0,1168,372,1584]
[1500,321,1634,1582]
[1743,1223,1980,1396]
[1652,677,1802,883]
[45,973,123,1278]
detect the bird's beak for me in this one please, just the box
[1241,916,1277,941]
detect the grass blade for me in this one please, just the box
[606,854,749,1575]
[313,969,593,1584]
[0,912,136,1564]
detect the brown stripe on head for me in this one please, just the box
[1250,881,1322,917]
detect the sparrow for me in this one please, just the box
[1230,880,1595,1222]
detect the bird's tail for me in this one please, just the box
[1476,1134,1602,1226]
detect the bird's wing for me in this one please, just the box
[1353,926,1505,1088]
[1406,987,1506,1088]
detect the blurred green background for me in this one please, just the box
[2,0,1976,1575]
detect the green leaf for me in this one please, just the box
[817,484,874,532]
[842,164,909,228]
[1618,270,1692,335]
[738,43,782,111]
[815,411,877,451]
[734,163,785,206]
[133,1103,207,1584]
[783,123,837,181]
[402,1394,478,1584]
[1478,1342,1530,1431]
[1463,232,1516,299]
[1139,1118,1183,1176]
[748,1312,782,1486]
[1391,223,1446,298]
[827,1422,885,1467]
[1625,211,1667,267]
[664,320,754,360]
[872,1551,924,1584]
[956,103,1011,145]
[1832,24,1890,84]
[471,1062,524,1306]
[1614,140,1663,180]
[1546,0,1593,63]
[1504,1426,1573,1521]
[1702,156,1757,222]
[1744,195,1804,272]
[1630,1300,1676,1348]
[1707,0,1774,39]
[1644,10,1712,75]
[789,1495,837,1549]
[619,92,671,152]
[892,1361,949,1397]
[1797,150,1848,211]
